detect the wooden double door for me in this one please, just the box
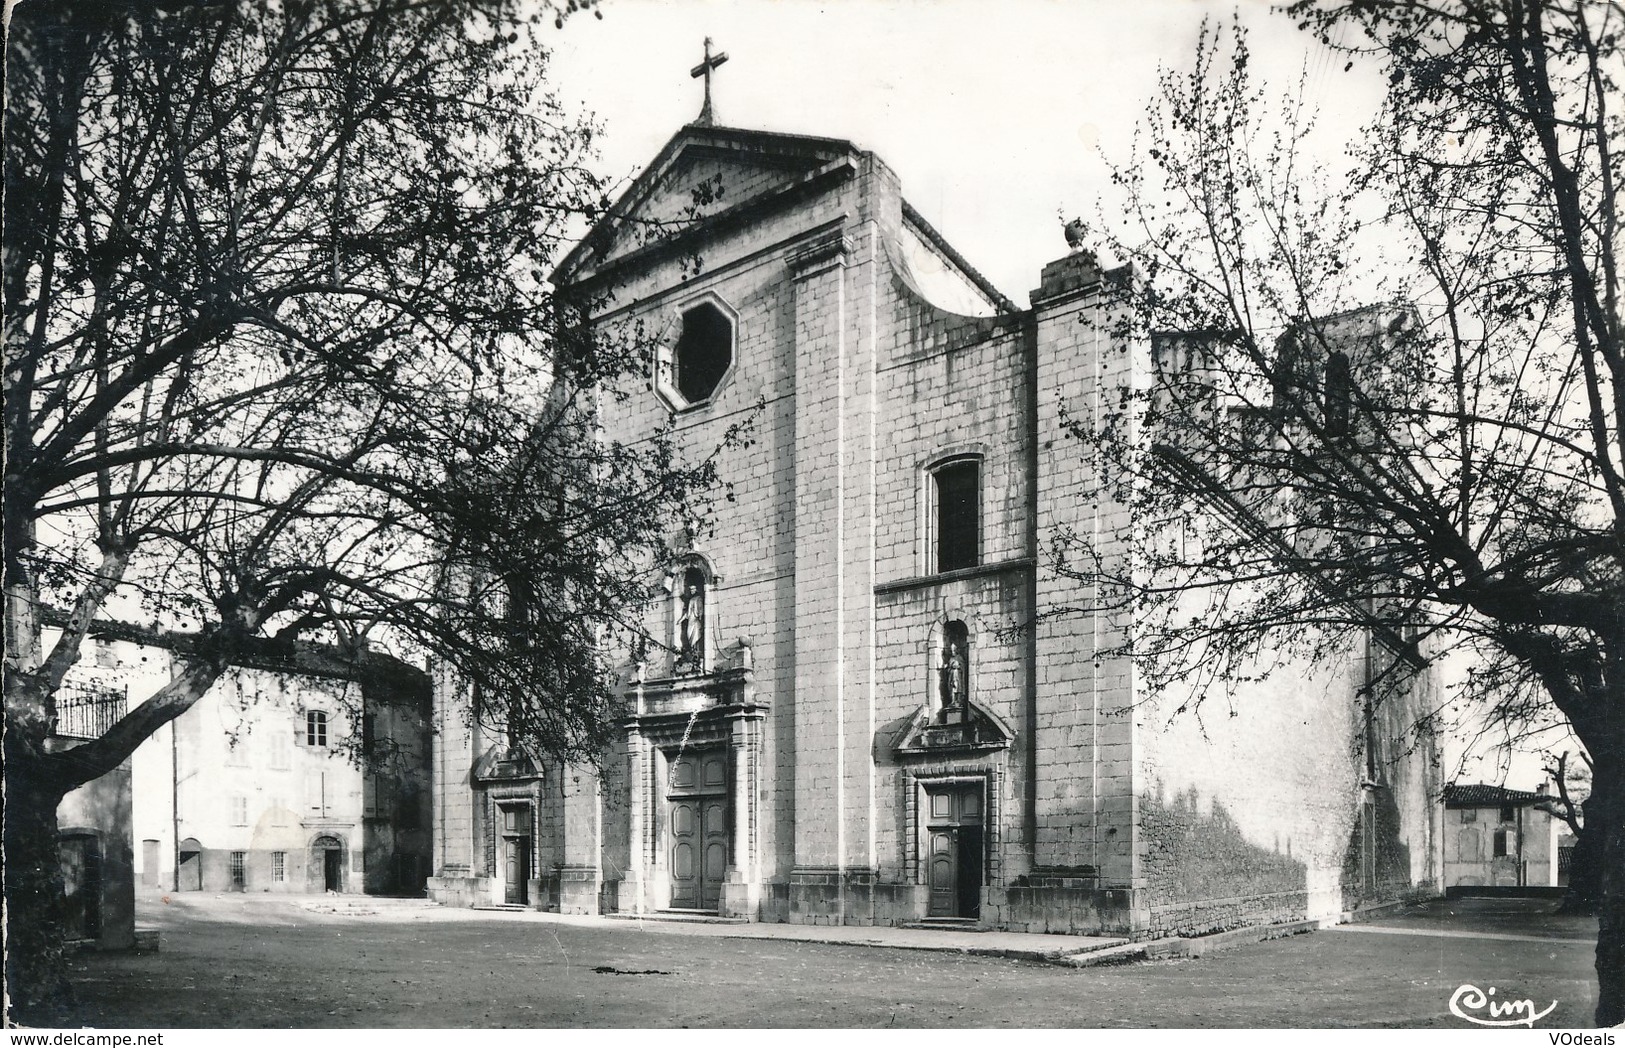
[668,751,729,911]
[926,782,985,919]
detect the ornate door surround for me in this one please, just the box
[621,652,766,918]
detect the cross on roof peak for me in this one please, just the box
[690,37,728,127]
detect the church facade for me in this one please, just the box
[428,119,1441,936]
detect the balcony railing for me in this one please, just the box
[55,680,128,740]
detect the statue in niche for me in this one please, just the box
[677,566,707,669]
[938,621,969,720]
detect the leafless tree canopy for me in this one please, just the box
[3,0,718,1014]
[1065,1,1622,1023]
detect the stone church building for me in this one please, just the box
[429,113,1441,937]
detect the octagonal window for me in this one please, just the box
[655,294,738,412]
[673,301,733,405]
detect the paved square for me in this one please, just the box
[34,893,1600,1028]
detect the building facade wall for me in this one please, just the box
[1444,803,1556,887]
[429,124,1444,936]
[123,644,431,896]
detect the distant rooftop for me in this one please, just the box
[1443,783,1550,808]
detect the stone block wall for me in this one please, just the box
[1030,257,1139,886]
[982,886,1136,936]
[1132,627,1438,929]
[424,875,488,908]
[873,572,1028,885]
[594,185,825,896]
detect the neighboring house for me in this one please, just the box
[1442,783,1558,888]
[47,627,434,897]
[52,665,136,950]
[429,112,1442,937]
[1557,829,1579,887]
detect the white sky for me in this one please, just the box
[544,0,1388,302]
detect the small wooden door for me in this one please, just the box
[925,782,984,918]
[58,835,102,940]
[501,806,532,905]
[323,848,343,891]
[504,837,532,904]
[668,751,729,911]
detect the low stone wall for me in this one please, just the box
[781,869,931,926]
[761,881,791,923]
[559,864,600,914]
[1144,889,1309,938]
[528,872,561,911]
[983,885,1136,935]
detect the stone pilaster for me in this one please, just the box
[720,709,765,917]
[558,761,602,914]
[1030,251,1139,888]
[788,223,854,876]
[618,724,652,914]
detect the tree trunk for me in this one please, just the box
[1593,752,1624,1026]
[1559,814,1602,915]
[3,748,73,1023]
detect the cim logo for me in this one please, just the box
[1449,984,1558,1027]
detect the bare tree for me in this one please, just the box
[3,0,718,1016]
[1541,746,1597,911]
[1066,2,1623,1023]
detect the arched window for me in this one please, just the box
[304,709,328,747]
[930,457,981,573]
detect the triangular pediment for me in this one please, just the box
[893,700,1015,758]
[472,741,545,782]
[553,124,863,287]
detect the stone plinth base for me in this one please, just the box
[426,875,490,909]
[719,872,761,920]
[558,864,601,915]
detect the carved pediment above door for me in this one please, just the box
[893,700,1014,759]
[472,742,545,783]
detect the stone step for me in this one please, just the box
[471,904,530,913]
[901,918,987,931]
[606,910,749,925]
[1055,919,1317,967]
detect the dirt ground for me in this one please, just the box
[24,893,1602,1028]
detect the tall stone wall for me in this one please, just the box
[1133,631,1439,932]
[1029,254,1139,889]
